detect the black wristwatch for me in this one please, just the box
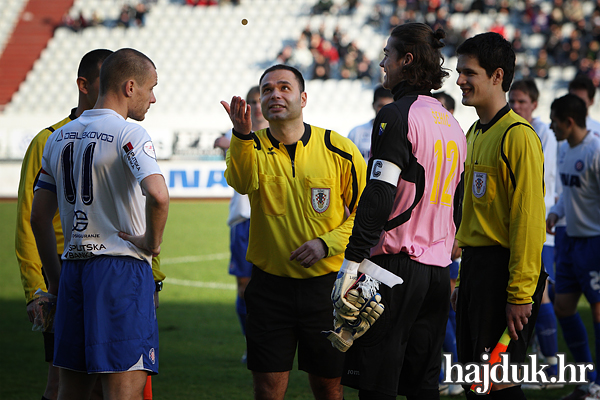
[155,281,163,292]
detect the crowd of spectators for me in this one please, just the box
[176,0,240,5]
[379,0,600,85]
[295,0,600,87]
[59,2,150,31]
[275,24,376,82]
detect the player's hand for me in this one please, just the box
[118,232,161,257]
[290,238,327,268]
[331,259,361,320]
[506,303,532,340]
[221,96,252,136]
[450,287,459,312]
[26,298,42,324]
[451,239,462,260]
[546,213,559,235]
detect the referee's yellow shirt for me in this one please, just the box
[225,123,367,279]
[456,108,546,304]
[16,116,71,304]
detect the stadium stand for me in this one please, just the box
[0,0,27,55]
[0,0,600,163]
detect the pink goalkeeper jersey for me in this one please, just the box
[369,94,466,267]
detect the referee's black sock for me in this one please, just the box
[358,389,395,400]
[406,388,439,400]
[490,386,527,400]
[465,389,491,399]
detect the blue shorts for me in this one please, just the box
[542,245,555,283]
[448,260,459,280]
[228,219,252,278]
[555,235,600,303]
[53,256,159,374]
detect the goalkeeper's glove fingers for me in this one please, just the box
[359,294,385,326]
[331,260,362,319]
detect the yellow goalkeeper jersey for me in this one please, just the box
[16,111,165,304]
[456,106,546,304]
[225,123,367,279]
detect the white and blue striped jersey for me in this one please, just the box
[550,132,600,237]
[35,109,163,265]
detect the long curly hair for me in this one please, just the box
[388,23,449,91]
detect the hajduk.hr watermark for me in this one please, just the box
[442,353,595,394]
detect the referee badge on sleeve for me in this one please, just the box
[473,172,487,198]
[311,188,330,213]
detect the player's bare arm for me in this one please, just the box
[546,212,558,234]
[30,189,61,296]
[289,238,328,268]
[119,174,169,257]
[221,96,252,135]
[506,302,532,340]
[450,287,459,311]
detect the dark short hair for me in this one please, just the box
[99,48,155,95]
[373,85,393,103]
[569,75,596,102]
[246,86,260,100]
[510,79,539,103]
[388,22,449,90]
[78,49,113,83]
[259,64,305,93]
[456,32,515,92]
[550,94,587,128]
[432,91,455,111]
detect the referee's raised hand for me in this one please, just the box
[221,96,252,136]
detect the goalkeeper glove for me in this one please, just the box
[331,259,361,320]
[324,292,385,352]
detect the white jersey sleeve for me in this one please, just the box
[119,123,163,184]
[532,117,557,246]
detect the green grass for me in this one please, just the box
[0,200,594,399]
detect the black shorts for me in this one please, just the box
[43,332,54,362]
[341,253,450,397]
[244,266,345,378]
[456,246,546,366]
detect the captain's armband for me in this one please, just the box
[369,159,401,187]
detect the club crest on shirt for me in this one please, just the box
[473,172,487,198]
[311,188,330,213]
[575,159,584,171]
[143,141,157,159]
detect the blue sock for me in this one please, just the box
[536,303,558,376]
[594,322,600,385]
[443,318,458,362]
[449,305,457,332]
[235,295,247,336]
[559,313,596,382]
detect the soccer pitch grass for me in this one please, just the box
[0,199,591,399]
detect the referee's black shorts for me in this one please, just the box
[244,266,345,378]
[456,246,546,367]
[341,252,450,398]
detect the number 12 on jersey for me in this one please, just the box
[430,139,459,207]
